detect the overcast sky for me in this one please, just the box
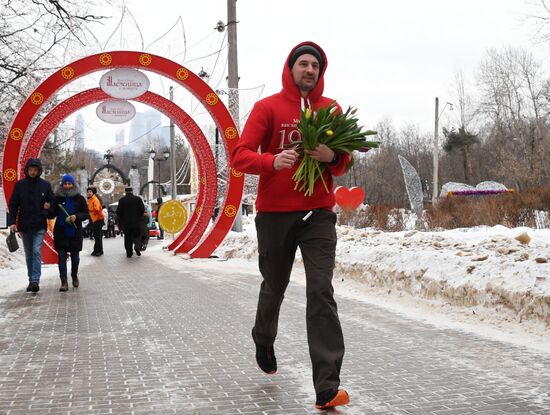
[69,0,549,152]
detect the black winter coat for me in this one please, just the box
[116,193,145,231]
[51,188,89,252]
[7,158,55,232]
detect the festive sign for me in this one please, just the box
[334,186,365,211]
[158,200,188,234]
[99,68,149,99]
[2,51,243,260]
[96,100,136,124]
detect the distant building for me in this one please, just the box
[74,114,85,150]
[115,128,125,151]
[161,125,171,148]
[127,109,162,153]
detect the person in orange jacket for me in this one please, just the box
[86,186,105,256]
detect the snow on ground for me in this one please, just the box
[208,215,550,351]
[1,220,549,352]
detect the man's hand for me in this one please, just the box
[9,224,16,232]
[69,215,76,222]
[273,149,299,170]
[43,202,51,209]
[304,144,335,163]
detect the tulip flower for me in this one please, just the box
[290,102,380,196]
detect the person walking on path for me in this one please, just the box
[50,174,89,291]
[155,197,164,240]
[86,186,104,256]
[140,202,153,251]
[7,158,55,293]
[231,41,350,410]
[116,187,145,258]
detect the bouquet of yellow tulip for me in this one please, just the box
[291,102,379,196]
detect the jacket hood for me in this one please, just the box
[24,158,43,178]
[281,41,327,102]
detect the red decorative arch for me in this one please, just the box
[22,88,218,256]
[2,51,244,259]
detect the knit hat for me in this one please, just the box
[288,45,324,72]
[61,174,76,186]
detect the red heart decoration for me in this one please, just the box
[334,186,365,211]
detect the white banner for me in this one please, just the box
[96,100,136,124]
[99,68,150,99]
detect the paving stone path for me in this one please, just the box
[0,237,549,414]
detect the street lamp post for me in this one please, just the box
[149,149,170,199]
[432,97,453,205]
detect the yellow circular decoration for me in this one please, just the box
[224,127,238,140]
[196,205,202,215]
[61,66,74,79]
[231,168,243,178]
[205,93,219,106]
[139,54,152,66]
[99,53,112,66]
[10,128,24,141]
[30,92,44,106]
[176,68,189,80]
[3,168,17,182]
[200,176,205,185]
[224,205,237,218]
[157,200,188,234]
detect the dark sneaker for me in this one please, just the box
[71,273,79,288]
[30,282,39,293]
[255,344,277,374]
[315,389,350,409]
[126,252,133,258]
[59,280,68,292]
[135,250,141,256]
[26,283,32,292]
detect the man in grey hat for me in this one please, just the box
[116,187,145,258]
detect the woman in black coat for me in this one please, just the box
[51,174,89,291]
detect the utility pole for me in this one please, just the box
[227,0,242,232]
[432,97,439,205]
[169,86,177,200]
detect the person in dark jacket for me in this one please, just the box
[7,158,55,293]
[51,174,89,291]
[116,187,145,258]
[156,197,164,240]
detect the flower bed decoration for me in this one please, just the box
[447,189,515,197]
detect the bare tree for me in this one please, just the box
[0,0,109,139]
[476,46,550,187]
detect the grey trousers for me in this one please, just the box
[252,210,344,394]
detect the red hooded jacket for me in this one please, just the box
[232,41,350,213]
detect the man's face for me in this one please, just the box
[87,190,93,198]
[291,54,320,93]
[27,166,39,178]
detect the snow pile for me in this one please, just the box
[0,230,25,270]
[214,219,550,325]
